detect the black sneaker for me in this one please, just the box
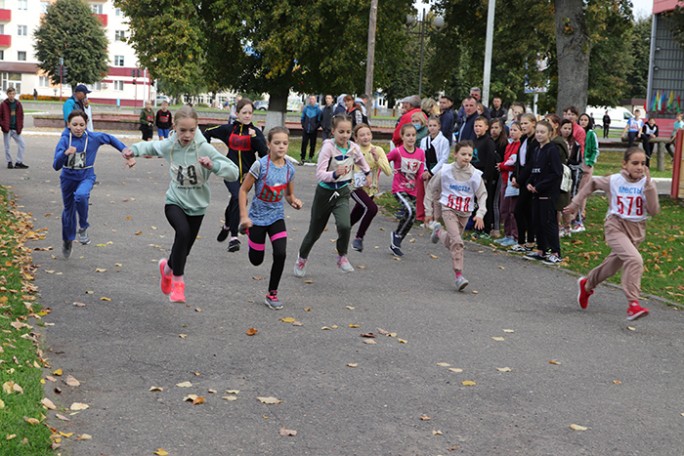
[228,238,240,252]
[62,240,73,259]
[352,238,363,252]
[7,162,13,169]
[14,162,28,169]
[524,251,546,261]
[389,232,404,257]
[217,226,230,242]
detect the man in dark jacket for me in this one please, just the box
[439,95,455,145]
[320,94,335,141]
[0,87,27,169]
[300,95,322,163]
[490,96,507,121]
[457,97,478,141]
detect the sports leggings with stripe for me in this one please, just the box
[247,219,287,292]
[350,188,378,240]
[394,192,416,239]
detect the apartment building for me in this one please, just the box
[0,0,154,106]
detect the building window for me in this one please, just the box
[115,8,121,16]
[18,0,28,10]
[92,81,102,91]
[91,4,103,14]
[0,25,4,35]
[0,51,3,61]
[17,25,28,36]
[115,30,126,41]
[17,51,26,61]
[113,80,124,91]
[39,76,49,87]
[114,55,124,66]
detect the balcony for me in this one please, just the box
[95,14,107,27]
[0,9,11,22]
[0,34,11,48]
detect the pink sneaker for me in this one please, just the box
[337,255,354,273]
[577,276,593,310]
[627,301,649,321]
[159,259,172,295]
[169,281,186,303]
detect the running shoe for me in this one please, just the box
[14,162,28,169]
[570,224,586,233]
[228,237,241,252]
[627,301,649,321]
[509,244,529,253]
[542,254,563,265]
[577,276,593,310]
[454,275,469,291]
[62,240,72,259]
[352,238,364,252]
[169,281,186,303]
[7,162,13,169]
[500,237,518,247]
[390,232,404,257]
[337,255,355,273]
[430,223,442,244]
[217,226,230,242]
[264,292,283,310]
[77,228,91,245]
[524,251,546,261]
[293,256,307,277]
[158,258,172,295]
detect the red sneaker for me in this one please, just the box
[577,276,593,310]
[169,281,186,303]
[159,259,172,295]
[627,301,649,321]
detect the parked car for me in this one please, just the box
[586,106,635,130]
[155,94,170,104]
[254,100,269,111]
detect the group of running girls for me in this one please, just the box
[52,99,659,321]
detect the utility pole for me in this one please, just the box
[365,0,378,117]
[482,0,496,107]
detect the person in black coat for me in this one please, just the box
[472,116,499,235]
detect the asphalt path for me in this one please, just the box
[4,132,684,456]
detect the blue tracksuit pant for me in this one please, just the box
[60,174,95,241]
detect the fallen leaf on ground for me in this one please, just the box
[612,379,622,385]
[149,386,164,392]
[23,417,40,425]
[279,317,296,323]
[627,326,636,331]
[304,307,312,312]
[448,368,463,373]
[348,324,360,328]
[398,338,407,344]
[279,427,297,437]
[76,434,92,440]
[246,328,258,336]
[52,368,63,376]
[569,424,588,431]
[6,434,16,440]
[73,302,86,307]
[222,395,238,401]
[346,306,355,310]
[252,275,264,281]
[304,279,314,284]
[321,326,332,330]
[346,363,358,368]
[461,380,477,387]
[360,333,375,338]
[59,431,73,438]
[95,268,107,273]
[503,329,515,333]
[153,449,169,456]
[292,320,303,326]
[420,414,431,421]
[208,389,217,394]
[432,429,443,436]
[436,362,451,367]
[3,381,23,394]
[70,402,89,411]
[0,399,4,409]
[65,375,80,387]
[491,337,505,341]
[429,254,439,259]
[11,321,32,330]
[41,398,56,410]
[471,290,479,294]
[183,394,205,405]
[548,360,561,365]
[257,396,282,405]
[225,390,239,394]
[363,339,377,345]
[100,297,112,302]
[178,334,187,339]
[496,367,512,373]
[176,381,192,388]
[55,414,70,421]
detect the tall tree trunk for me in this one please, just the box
[555,0,590,114]
[265,85,289,133]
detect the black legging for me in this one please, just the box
[247,219,287,292]
[350,188,378,240]
[300,130,318,161]
[164,204,204,276]
[532,196,560,255]
[514,187,535,244]
[224,179,242,237]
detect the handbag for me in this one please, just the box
[560,164,572,193]
[504,174,519,197]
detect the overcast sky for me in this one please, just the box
[416,1,653,19]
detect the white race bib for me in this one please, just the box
[439,164,482,212]
[608,174,647,222]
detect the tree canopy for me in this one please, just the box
[33,0,109,87]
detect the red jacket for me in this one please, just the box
[392,108,421,146]
[499,140,520,185]
[0,98,24,134]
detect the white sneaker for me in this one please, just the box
[337,255,355,273]
[570,224,585,233]
[293,256,307,277]
[454,275,469,291]
[430,223,442,244]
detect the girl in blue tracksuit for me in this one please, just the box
[53,110,134,259]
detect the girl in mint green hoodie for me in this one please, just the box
[124,106,239,303]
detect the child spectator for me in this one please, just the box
[571,113,600,233]
[386,124,425,256]
[123,106,239,303]
[350,124,391,252]
[489,117,508,235]
[294,115,370,276]
[155,101,173,140]
[425,140,487,291]
[522,120,563,265]
[622,109,643,148]
[344,95,367,129]
[54,110,135,258]
[139,100,155,141]
[494,121,521,247]
[566,147,659,321]
[1,87,27,169]
[471,116,498,237]
[560,119,581,236]
[510,113,538,252]
[641,117,658,167]
[239,127,302,310]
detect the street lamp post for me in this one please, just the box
[407,9,445,97]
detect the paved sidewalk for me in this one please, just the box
[5,135,684,455]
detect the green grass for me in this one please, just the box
[593,149,673,178]
[0,187,53,455]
